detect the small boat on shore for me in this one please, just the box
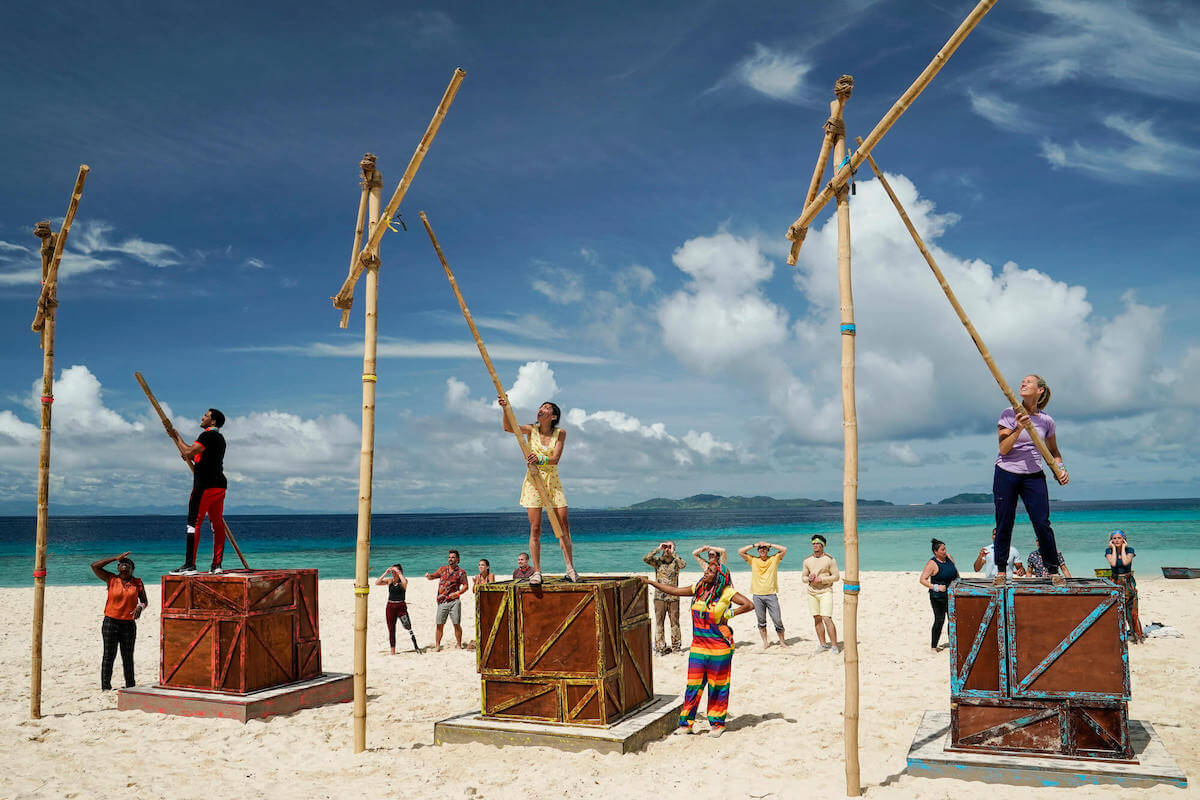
[1161,566,1200,579]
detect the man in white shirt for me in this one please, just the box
[973,528,1026,579]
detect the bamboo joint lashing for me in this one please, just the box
[834,74,855,99]
[354,586,370,595]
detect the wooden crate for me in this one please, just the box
[949,578,1129,703]
[475,576,652,726]
[951,698,1133,761]
[160,569,322,694]
[948,578,1131,761]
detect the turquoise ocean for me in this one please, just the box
[2,499,1198,588]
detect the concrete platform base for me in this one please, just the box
[434,693,683,753]
[906,710,1187,789]
[117,673,352,722]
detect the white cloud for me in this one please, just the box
[505,361,559,409]
[1040,115,1200,180]
[74,221,179,267]
[732,44,812,102]
[966,89,1029,132]
[886,443,922,467]
[532,266,584,304]
[615,265,656,295]
[241,338,609,365]
[244,257,266,269]
[1003,0,1200,99]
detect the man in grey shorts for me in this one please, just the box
[425,549,469,651]
[738,540,788,649]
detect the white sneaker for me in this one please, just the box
[674,725,694,736]
[529,571,543,585]
[210,566,225,575]
[709,727,725,738]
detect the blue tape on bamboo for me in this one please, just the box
[843,582,861,592]
[354,587,370,595]
[840,324,856,335]
[362,374,377,383]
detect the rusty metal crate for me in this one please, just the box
[950,697,1133,761]
[160,569,322,694]
[475,576,652,726]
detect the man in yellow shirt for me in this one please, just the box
[737,541,788,649]
[801,535,840,652]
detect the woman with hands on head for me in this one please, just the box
[643,557,752,738]
[1105,530,1144,644]
[376,563,418,654]
[90,551,148,690]
[499,395,578,585]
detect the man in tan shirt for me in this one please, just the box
[801,535,840,652]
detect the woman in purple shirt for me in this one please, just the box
[993,374,1069,586]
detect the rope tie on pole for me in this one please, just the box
[824,116,846,138]
[362,374,377,383]
[354,586,370,595]
[840,323,856,335]
[843,582,861,593]
[834,74,855,100]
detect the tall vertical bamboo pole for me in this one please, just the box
[830,97,861,798]
[785,0,997,264]
[854,141,1067,482]
[792,76,854,253]
[30,222,56,721]
[30,164,89,719]
[418,212,566,539]
[352,161,382,753]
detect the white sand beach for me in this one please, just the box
[1,570,1195,799]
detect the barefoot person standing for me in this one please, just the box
[498,396,579,584]
[920,538,958,654]
[993,374,1068,587]
[170,408,229,575]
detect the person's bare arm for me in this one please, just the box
[1046,433,1069,485]
[546,429,566,465]
[425,566,444,580]
[174,431,204,460]
[919,560,939,590]
[134,581,149,619]
[90,552,128,582]
[1059,561,1072,578]
[727,592,755,617]
[1120,546,1134,567]
[737,544,754,563]
[640,576,693,598]
[497,396,533,435]
[973,547,988,572]
[1105,548,1118,567]
[376,567,398,585]
[773,543,788,559]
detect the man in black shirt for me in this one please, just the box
[169,408,229,575]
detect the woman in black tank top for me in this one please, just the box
[376,563,418,654]
[919,538,959,653]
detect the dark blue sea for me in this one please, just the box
[2,500,1198,587]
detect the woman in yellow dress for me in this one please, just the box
[499,397,579,584]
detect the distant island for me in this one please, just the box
[937,492,992,504]
[619,493,894,511]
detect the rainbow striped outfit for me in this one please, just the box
[679,587,735,730]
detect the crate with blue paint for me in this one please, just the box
[947,578,1131,760]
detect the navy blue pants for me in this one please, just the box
[993,465,1060,575]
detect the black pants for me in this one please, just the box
[101,616,136,689]
[929,592,948,649]
[993,466,1060,575]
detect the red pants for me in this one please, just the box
[187,487,227,568]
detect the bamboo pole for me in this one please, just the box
[339,155,374,328]
[826,96,861,798]
[333,68,466,327]
[419,212,567,539]
[32,165,89,332]
[133,372,251,569]
[30,164,89,719]
[351,161,382,753]
[30,222,56,720]
[855,141,1068,482]
[785,0,997,265]
[791,76,853,253]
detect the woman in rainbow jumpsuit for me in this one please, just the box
[643,557,753,737]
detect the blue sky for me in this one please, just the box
[2,0,1199,513]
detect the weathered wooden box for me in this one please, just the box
[950,698,1132,760]
[475,577,653,726]
[160,569,322,694]
[948,578,1130,759]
